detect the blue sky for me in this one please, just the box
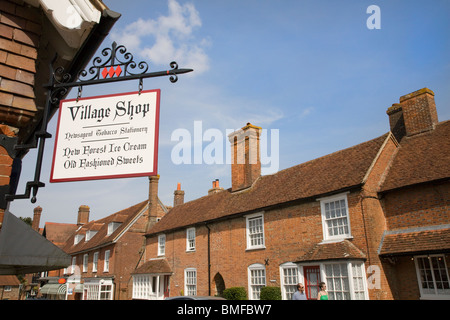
[10,0,450,226]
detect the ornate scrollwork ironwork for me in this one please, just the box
[77,42,150,82]
[5,41,193,204]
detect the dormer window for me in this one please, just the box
[85,230,98,242]
[107,222,121,235]
[74,234,84,245]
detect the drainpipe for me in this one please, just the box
[205,223,211,296]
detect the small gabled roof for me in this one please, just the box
[64,200,148,254]
[0,275,20,286]
[147,133,390,235]
[132,258,172,275]
[380,120,450,192]
[295,240,367,263]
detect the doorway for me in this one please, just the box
[304,266,321,300]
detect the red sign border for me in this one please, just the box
[50,89,160,183]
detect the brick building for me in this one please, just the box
[58,176,167,300]
[138,88,449,300]
[0,275,20,299]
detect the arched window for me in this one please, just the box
[248,263,266,300]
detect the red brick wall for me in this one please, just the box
[0,285,20,300]
[65,211,149,300]
[382,182,449,230]
[146,189,399,299]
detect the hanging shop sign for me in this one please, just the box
[50,89,160,182]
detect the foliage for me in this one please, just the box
[19,216,32,226]
[222,287,247,300]
[260,286,281,300]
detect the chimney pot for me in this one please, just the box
[174,182,185,207]
[208,178,224,195]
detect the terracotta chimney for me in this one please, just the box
[77,205,90,226]
[173,182,185,207]
[32,206,42,231]
[208,179,224,195]
[228,123,262,192]
[387,88,438,141]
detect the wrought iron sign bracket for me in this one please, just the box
[4,42,193,205]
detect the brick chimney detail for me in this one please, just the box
[387,88,438,141]
[32,206,42,231]
[77,205,90,226]
[208,179,224,195]
[146,175,160,231]
[228,123,262,192]
[174,182,185,207]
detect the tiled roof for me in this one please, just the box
[132,258,172,275]
[147,133,389,235]
[63,200,148,254]
[295,240,367,262]
[380,120,450,192]
[43,223,77,248]
[0,275,20,286]
[378,226,450,256]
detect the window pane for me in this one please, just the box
[250,267,266,300]
[282,266,298,300]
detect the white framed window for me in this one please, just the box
[297,260,368,300]
[246,212,265,250]
[324,261,367,300]
[185,268,197,296]
[415,254,450,300]
[319,193,351,241]
[93,252,99,272]
[85,230,98,242]
[186,228,196,252]
[248,263,266,300]
[84,279,114,300]
[74,234,84,245]
[280,262,299,300]
[100,284,113,300]
[133,274,150,299]
[104,250,110,272]
[158,234,166,256]
[71,256,77,274]
[107,222,121,235]
[83,254,89,272]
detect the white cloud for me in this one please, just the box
[299,107,314,119]
[111,0,209,74]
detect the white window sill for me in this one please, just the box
[246,245,266,251]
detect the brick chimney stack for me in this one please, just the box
[77,205,90,226]
[208,179,224,195]
[173,182,185,207]
[32,206,42,231]
[387,88,438,141]
[228,123,262,192]
[146,175,160,231]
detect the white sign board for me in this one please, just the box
[50,89,160,182]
